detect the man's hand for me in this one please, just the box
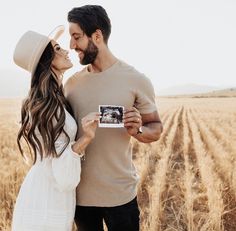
[123,107,142,136]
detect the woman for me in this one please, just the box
[11,26,99,231]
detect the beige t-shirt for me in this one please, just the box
[64,60,157,206]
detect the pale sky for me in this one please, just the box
[1,0,236,97]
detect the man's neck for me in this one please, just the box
[88,49,118,73]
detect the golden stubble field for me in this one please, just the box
[0,97,236,231]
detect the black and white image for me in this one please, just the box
[99,105,124,127]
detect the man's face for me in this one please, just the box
[69,22,98,65]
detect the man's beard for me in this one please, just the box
[80,40,99,65]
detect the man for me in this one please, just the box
[64,5,163,231]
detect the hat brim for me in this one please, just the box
[48,25,65,41]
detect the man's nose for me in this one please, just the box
[70,39,76,49]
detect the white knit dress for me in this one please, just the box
[12,109,81,231]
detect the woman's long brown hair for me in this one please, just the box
[17,42,73,164]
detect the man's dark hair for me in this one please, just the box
[68,5,111,44]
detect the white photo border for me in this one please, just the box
[99,105,124,128]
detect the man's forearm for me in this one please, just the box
[133,122,163,143]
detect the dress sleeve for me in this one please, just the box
[51,140,81,192]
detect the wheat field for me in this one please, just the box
[0,97,236,231]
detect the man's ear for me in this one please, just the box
[92,29,103,44]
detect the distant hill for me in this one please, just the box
[159,87,236,98]
[192,87,236,98]
[157,84,225,96]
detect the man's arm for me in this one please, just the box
[124,108,163,143]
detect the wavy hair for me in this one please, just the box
[17,42,73,164]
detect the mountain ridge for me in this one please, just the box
[157,83,235,96]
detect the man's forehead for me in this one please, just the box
[69,23,83,34]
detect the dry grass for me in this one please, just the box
[1,97,236,231]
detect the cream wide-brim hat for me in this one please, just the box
[13,25,65,76]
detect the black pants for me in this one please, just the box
[74,197,140,231]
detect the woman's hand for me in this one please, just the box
[81,112,100,140]
[72,112,100,155]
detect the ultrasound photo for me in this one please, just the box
[99,105,124,128]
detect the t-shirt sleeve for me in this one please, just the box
[134,75,157,114]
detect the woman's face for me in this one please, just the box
[50,40,73,72]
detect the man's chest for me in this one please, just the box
[70,78,137,118]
